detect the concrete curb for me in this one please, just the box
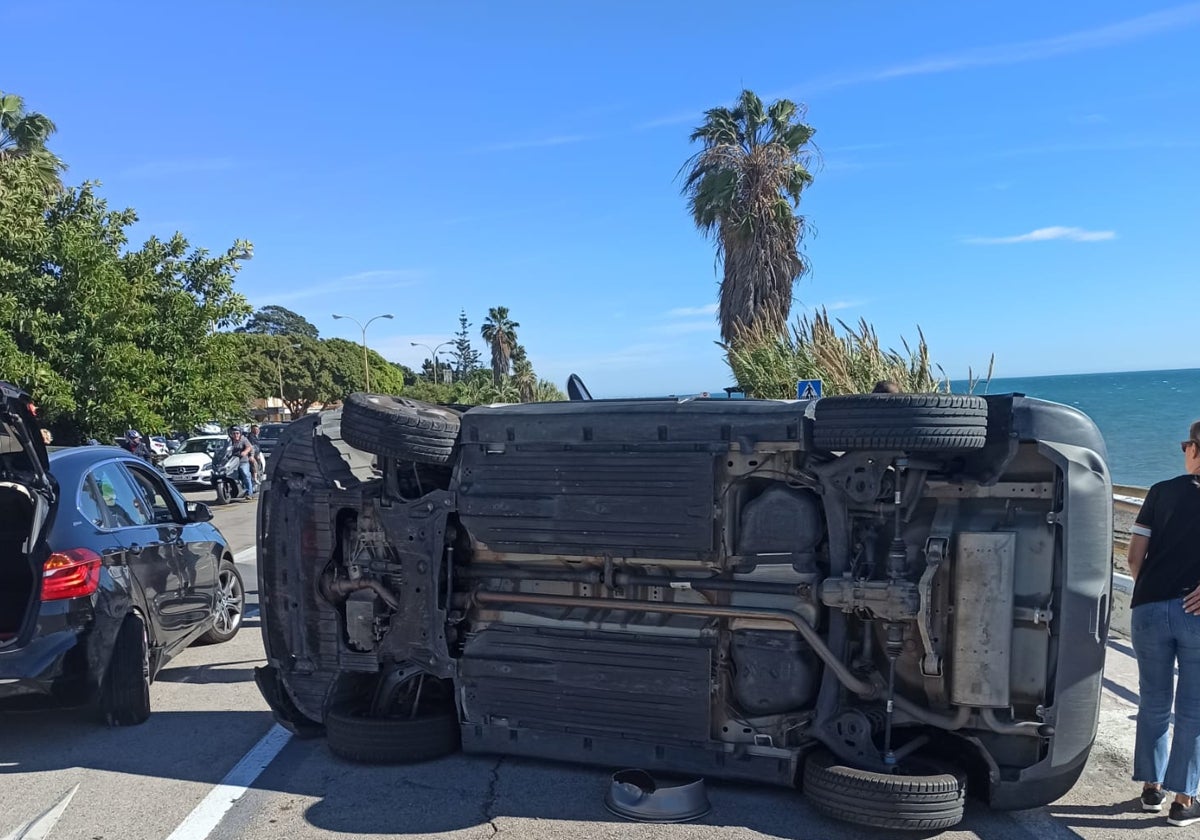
[1111,572,1133,639]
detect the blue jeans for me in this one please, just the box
[1132,597,1200,794]
[237,461,255,497]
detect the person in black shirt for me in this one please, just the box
[1127,420,1200,825]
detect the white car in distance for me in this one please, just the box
[161,434,228,489]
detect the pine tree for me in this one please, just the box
[450,309,483,377]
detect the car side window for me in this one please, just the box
[90,462,151,528]
[124,463,183,525]
[78,475,110,528]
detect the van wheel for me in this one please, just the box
[98,613,151,726]
[340,393,460,464]
[802,749,967,831]
[813,394,988,451]
[325,703,460,763]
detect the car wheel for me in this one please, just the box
[214,480,230,505]
[325,702,460,764]
[813,394,988,451]
[802,749,967,831]
[197,559,244,645]
[340,393,460,464]
[97,613,151,726]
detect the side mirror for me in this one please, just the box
[187,502,214,523]
[567,373,593,401]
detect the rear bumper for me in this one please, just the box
[988,748,1089,810]
[0,628,86,699]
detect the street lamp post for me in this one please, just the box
[333,313,394,392]
[410,341,453,385]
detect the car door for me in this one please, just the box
[122,461,218,638]
[88,461,187,649]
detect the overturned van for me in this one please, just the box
[255,390,1112,831]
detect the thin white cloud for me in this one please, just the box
[965,226,1116,245]
[805,3,1200,92]
[636,111,702,131]
[120,157,235,178]
[370,334,457,367]
[267,269,423,304]
[477,134,589,152]
[654,320,719,336]
[801,299,868,314]
[667,303,718,317]
[641,6,1200,131]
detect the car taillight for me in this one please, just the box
[42,548,102,601]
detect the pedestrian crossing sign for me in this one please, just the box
[797,379,823,399]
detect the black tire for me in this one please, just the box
[98,613,151,726]
[214,480,230,505]
[325,703,460,764]
[340,393,460,464]
[802,749,967,831]
[197,559,244,645]
[813,394,988,451]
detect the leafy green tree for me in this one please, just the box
[391,361,419,387]
[0,91,64,195]
[450,308,483,378]
[0,157,251,442]
[535,380,567,402]
[481,306,519,385]
[236,305,320,340]
[324,337,405,398]
[682,89,816,345]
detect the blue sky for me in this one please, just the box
[5,1,1198,396]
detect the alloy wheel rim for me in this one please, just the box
[214,569,243,633]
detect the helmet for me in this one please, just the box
[126,429,142,441]
[228,425,241,434]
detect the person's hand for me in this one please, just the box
[1184,584,1200,615]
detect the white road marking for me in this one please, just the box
[164,724,292,840]
[2,784,79,840]
[232,546,256,565]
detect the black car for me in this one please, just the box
[0,384,244,724]
[257,389,1112,831]
[254,422,288,458]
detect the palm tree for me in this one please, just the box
[535,379,567,402]
[510,344,536,402]
[0,92,65,193]
[682,89,816,346]
[480,306,520,385]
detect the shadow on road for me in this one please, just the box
[156,658,263,685]
[0,709,276,783]
[1048,798,1163,831]
[253,745,1057,840]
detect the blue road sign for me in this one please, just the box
[797,379,823,399]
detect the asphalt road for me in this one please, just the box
[0,488,1175,840]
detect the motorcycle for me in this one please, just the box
[211,445,255,504]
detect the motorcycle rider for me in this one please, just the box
[227,426,256,501]
[247,423,266,482]
[124,430,153,462]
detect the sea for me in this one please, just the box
[952,368,1200,489]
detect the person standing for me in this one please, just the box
[227,426,256,501]
[1128,420,1200,825]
